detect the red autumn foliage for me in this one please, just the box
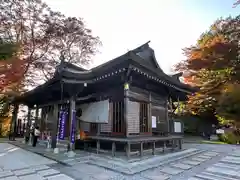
[0,57,27,92]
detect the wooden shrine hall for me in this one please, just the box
[12,41,197,158]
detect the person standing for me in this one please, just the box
[30,124,35,145]
[25,127,30,144]
[32,126,40,147]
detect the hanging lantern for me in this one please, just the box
[124,83,129,90]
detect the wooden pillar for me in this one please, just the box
[112,142,116,157]
[25,106,31,143]
[97,96,102,136]
[152,141,156,155]
[166,98,170,135]
[27,107,31,128]
[35,106,39,126]
[40,107,44,132]
[51,104,58,149]
[171,140,175,151]
[124,82,129,137]
[69,97,76,151]
[178,139,182,149]
[140,142,143,157]
[126,142,131,158]
[162,141,166,153]
[148,92,152,134]
[96,140,100,154]
[10,104,19,140]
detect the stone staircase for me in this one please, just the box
[87,148,206,175]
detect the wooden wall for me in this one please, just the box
[100,102,112,133]
[127,101,140,134]
[127,85,169,135]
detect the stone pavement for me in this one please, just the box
[6,140,240,180]
[0,143,76,180]
[9,140,91,166]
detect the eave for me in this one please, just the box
[13,41,198,105]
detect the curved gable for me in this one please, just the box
[132,41,164,73]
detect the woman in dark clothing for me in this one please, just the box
[32,126,40,147]
[25,128,30,144]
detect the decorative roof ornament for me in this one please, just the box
[56,51,67,74]
[60,51,66,63]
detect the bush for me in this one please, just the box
[218,134,227,142]
[218,131,240,144]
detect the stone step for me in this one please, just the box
[213,163,240,171]
[202,152,219,157]
[220,156,240,165]
[141,170,170,180]
[195,171,239,180]
[205,166,240,179]
[159,166,184,175]
[88,148,206,175]
[170,162,193,170]
[188,178,203,180]
[181,159,201,166]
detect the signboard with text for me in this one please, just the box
[59,111,67,140]
[70,110,76,143]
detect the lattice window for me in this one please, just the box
[90,123,97,133]
[112,101,124,134]
[140,103,149,133]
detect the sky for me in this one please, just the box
[44,0,239,74]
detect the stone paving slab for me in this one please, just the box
[0,143,56,171]
[195,171,240,180]
[188,178,202,180]
[213,162,240,170]
[141,170,170,180]
[220,156,240,165]
[3,141,240,180]
[231,152,240,157]
[30,165,50,171]
[88,148,205,174]
[202,152,219,156]
[159,166,184,175]
[170,163,193,170]
[181,160,201,166]
[37,168,60,177]
[204,171,239,180]
[47,174,75,180]
[18,174,45,180]
[0,166,75,180]
[4,176,20,180]
[207,166,240,178]
[13,168,36,176]
[191,157,208,162]
[196,155,212,159]
[91,171,122,180]
[0,171,14,179]
[8,141,91,166]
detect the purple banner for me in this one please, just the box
[70,110,76,143]
[57,110,63,140]
[59,111,67,140]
